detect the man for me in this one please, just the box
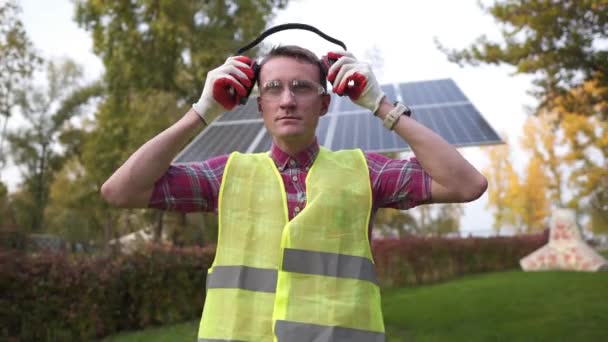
[101,45,487,341]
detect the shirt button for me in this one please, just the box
[305,166,310,171]
[292,175,298,182]
[294,206,300,212]
[290,160,297,166]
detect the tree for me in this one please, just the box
[373,151,465,237]
[0,0,41,168]
[483,135,522,233]
[7,59,89,232]
[438,0,608,112]
[558,92,608,232]
[520,113,564,206]
[0,180,15,228]
[442,0,608,233]
[517,155,551,232]
[415,203,464,236]
[484,130,553,233]
[73,0,290,240]
[373,207,417,238]
[45,156,105,241]
[374,203,463,238]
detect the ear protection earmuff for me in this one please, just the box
[234,23,348,104]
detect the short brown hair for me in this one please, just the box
[257,45,327,91]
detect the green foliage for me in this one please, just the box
[374,204,464,237]
[71,0,289,241]
[1,245,214,341]
[6,59,91,232]
[74,0,288,100]
[45,157,107,241]
[73,0,290,174]
[0,180,14,227]
[372,233,547,288]
[437,0,608,109]
[0,0,41,167]
[453,2,608,230]
[373,152,464,237]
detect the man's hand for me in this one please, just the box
[326,51,385,114]
[192,56,255,124]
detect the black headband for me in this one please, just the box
[236,23,347,55]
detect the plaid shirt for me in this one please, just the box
[150,138,431,232]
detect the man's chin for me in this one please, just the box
[273,127,306,139]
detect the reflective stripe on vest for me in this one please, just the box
[206,265,277,293]
[282,248,378,284]
[275,320,385,342]
[205,250,376,292]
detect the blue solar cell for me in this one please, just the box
[381,84,396,105]
[398,79,468,106]
[317,116,331,146]
[174,122,264,162]
[254,131,273,152]
[217,97,260,122]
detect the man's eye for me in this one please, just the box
[292,81,313,92]
[264,81,282,93]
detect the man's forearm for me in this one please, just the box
[375,98,486,200]
[101,109,204,207]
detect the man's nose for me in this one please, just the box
[278,88,296,106]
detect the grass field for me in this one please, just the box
[102,270,608,342]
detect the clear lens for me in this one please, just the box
[261,79,325,100]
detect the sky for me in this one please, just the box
[8,0,539,235]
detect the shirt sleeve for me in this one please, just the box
[366,152,432,210]
[148,154,228,213]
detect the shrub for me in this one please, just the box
[1,245,214,341]
[372,233,548,288]
[1,233,547,341]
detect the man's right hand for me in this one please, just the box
[192,56,255,124]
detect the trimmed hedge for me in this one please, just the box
[373,233,548,287]
[2,233,547,341]
[1,245,214,341]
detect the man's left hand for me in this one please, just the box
[326,51,385,114]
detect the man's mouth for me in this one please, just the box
[276,116,301,121]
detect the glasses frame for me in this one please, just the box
[259,79,326,101]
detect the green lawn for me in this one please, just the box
[101,321,198,342]
[382,271,608,341]
[102,271,608,342]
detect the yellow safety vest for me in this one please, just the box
[198,147,385,342]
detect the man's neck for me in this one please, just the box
[273,136,315,157]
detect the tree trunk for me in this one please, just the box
[154,210,164,241]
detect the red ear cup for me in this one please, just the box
[320,54,340,83]
[322,51,346,86]
[239,59,259,105]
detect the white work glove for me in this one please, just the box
[326,51,385,114]
[192,56,255,124]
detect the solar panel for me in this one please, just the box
[174,78,502,163]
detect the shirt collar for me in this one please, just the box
[270,137,319,170]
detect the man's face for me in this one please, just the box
[257,57,330,143]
